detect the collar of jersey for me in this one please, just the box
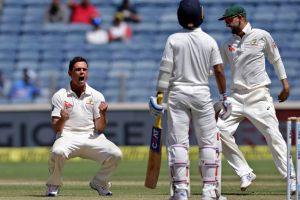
[67,83,92,96]
[192,27,202,32]
[194,27,202,31]
[233,22,251,38]
[181,27,202,33]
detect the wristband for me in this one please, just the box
[219,93,227,101]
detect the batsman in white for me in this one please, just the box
[149,0,231,199]
[217,5,296,193]
[45,56,122,197]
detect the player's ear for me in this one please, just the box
[68,70,71,77]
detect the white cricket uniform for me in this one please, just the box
[218,22,294,178]
[163,27,222,148]
[161,27,223,192]
[46,84,122,187]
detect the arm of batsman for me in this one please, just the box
[214,99,232,120]
[149,96,164,117]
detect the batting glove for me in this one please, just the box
[219,93,232,120]
[149,96,164,117]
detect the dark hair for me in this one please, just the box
[68,56,88,71]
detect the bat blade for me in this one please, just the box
[144,94,163,189]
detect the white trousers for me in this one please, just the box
[167,85,218,147]
[46,132,122,186]
[217,87,294,178]
[166,85,219,191]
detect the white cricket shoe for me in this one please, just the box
[169,189,188,200]
[89,180,113,196]
[46,185,59,197]
[240,172,256,191]
[202,184,227,200]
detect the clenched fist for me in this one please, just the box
[278,87,289,102]
[99,101,108,114]
[60,108,70,121]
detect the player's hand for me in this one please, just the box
[99,101,108,114]
[149,96,164,117]
[219,94,232,120]
[60,108,69,121]
[278,87,289,102]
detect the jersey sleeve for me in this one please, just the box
[161,36,174,64]
[51,92,63,118]
[263,32,281,64]
[155,37,174,91]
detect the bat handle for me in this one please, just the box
[157,93,163,105]
[155,93,163,128]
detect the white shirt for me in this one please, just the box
[86,29,109,45]
[161,27,222,86]
[221,23,286,91]
[109,22,131,41]
[51,84,105,134]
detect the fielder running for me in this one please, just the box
[217,5,296,192]
[149,0,231,199]
[45,56,122,197]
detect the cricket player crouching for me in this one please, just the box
[45,56,122,197]
[149,0,231,199]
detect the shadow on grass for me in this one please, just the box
[25,195,46,197]
[191,191,285,196]
[222,192,286,195]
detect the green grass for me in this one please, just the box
[0,159,289,200]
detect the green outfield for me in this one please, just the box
[0,150,289,200]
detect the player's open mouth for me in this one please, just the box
[79,77,85,82]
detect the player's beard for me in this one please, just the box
[230,21,241,35]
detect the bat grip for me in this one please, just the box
[157,93,163,104]
[154,94,163,128]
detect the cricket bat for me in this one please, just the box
[144,93,164,189]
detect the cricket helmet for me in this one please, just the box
[177,0,204,29]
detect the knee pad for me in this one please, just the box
[168,144,189,191]
[199,146,219,184]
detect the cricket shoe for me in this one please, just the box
[201,184,227,200]
[240,172,256,191]
[89,180,112,196]
[46,185,60,197]
[169,189,188,200]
